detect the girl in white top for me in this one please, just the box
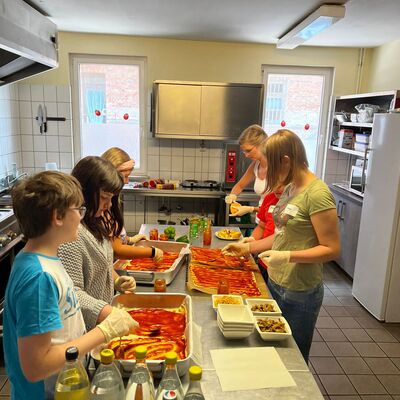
[225,125,268,218]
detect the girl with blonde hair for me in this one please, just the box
[224,124,268,217]
[223,129,340,362]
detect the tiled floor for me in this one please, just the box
[1,262,400,399]
[311,262,400,400]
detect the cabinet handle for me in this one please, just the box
[337,200,342,218]
[340,202,346,221]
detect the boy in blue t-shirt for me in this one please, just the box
[3,171,138,399]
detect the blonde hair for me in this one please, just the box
[101,147,131,169]
[262,129,309,191]
[238,124,268,147]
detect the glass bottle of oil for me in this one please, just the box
[54,347,90,400]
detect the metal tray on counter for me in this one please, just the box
[113,240,190,285]
[91,292,193,377]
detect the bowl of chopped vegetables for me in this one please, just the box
[255,316,292,341]
[245,298,282,316]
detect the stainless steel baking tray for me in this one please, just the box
[91,292,193,377]
[114,240,189,285]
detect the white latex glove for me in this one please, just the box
[114,275,136,293]
[153,247,164,263]
[241,236,256,244]
[258,250,291,268]
[229,205,254,217]
[128,234,148,245]
[97,307,139,343]
[222,242,250,257]
[225,193,237,204]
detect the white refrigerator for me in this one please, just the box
[352,113,400,322]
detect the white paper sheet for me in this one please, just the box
[210,347,296,391]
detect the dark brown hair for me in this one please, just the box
[71,156,124,241]
[262,129,309,191]
[12,171,83,239]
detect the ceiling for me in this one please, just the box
[27,0,400,48]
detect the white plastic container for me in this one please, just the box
[354,141,369,152]
[355,133,371,144]
[338,129,354,149]
[245,298,282,317]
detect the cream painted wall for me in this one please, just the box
[361,39,400,92]
[26,32,362,96]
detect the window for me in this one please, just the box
[262,65,333,176]
[71,54,147,174]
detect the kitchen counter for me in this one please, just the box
[134,224,323,399]
[330,184,363,205]
[123,184,226,198]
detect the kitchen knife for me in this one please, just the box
[37,104,43,134]
[43,104,47,133]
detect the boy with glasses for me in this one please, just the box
[3,171,138,399]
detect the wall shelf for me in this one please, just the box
[339,122,373,129]
[329,146,364,157]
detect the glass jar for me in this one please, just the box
[217,278,230,294]
[149,228,158,241]
[154,278,166,292]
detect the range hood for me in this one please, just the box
[0,0,58,86]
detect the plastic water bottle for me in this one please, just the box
[125,346,155,399]
[90,349,125,400]
[155,352,184,400]
[183,366,205,400]
[54,347,90,400]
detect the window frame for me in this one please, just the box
[70,53,148,175]
[261,64,334,178]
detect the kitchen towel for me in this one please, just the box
[210,347,296,391]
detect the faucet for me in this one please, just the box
[6,172,27,186]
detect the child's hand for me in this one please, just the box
[128,234,148,244]
[114,276,136,293]
[153,248,164,263]
[97,308,139,342]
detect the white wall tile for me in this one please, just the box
[147,155,160,171]
[46,120,58,136]
[183,140,196,156]
[21,152,34,168]
[46,136,59,152]
[11,100,19,118]
[337,159,349,175]
[44,85,57,102]
[60,153,73,169]
[325,158,338,175]
[31,101,42,120]
[183,156,195,172]
[33,135,46,152]
[34,151,47,169]
[58,120,72,136]
[30,85,44,102]
[159,139,171,156]
[208,157,221,173]
[57,102,71,120]
[21,135,33,151]
[59,136,72,152]
[195,157,202,172]
[160,155,171,171]
[46,152,60,165]
[10,118,20,136]
[171,156,183,171]
[56,86,71,103]
[9,136,20,153]
[19,101,32,118]
[9,84,18,101]
[18,85,31,101]
[20,119,33,135]
[44,102,57,119]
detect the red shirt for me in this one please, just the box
[256,191,279,238]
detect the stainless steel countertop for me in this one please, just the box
[123,185,226,198]
[134,224,323,399]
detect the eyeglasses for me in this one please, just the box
[70,206,86,218]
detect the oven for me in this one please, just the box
[0,209,23,338]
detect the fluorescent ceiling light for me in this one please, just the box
[277,4,346,50]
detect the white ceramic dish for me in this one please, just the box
[217,320,254,339]
[217,315,254,330]
[245,298,282,317]
[255,316,292,341]
[212,294,243,311]
[217,304,254,325]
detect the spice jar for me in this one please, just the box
[154,278,166,292]
[217,278,230,294]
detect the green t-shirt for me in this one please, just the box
[269,178,336,291]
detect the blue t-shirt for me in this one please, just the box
[3,251,85,400]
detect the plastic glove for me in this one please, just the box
[225,193,237,204]
[128,234,148,245]
[153,247,164,263]
[258,250,291,268]
[114,275,136,293]
[222,242,250,257]
[241,236,256,244]
[229,205,254,217]
[97,307,139,343]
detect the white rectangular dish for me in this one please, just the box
[91,293,193,377]
[114,240,189,285]
[255,316,292,341]
[245,298,282,316]
[217,304,254,325]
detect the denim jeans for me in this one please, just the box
[267,279,324,363]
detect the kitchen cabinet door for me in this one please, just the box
[332,190,362,278]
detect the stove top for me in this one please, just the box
[181,179,221,189]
